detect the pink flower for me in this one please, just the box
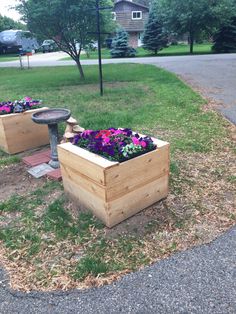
[0,106,11,113]
[114,129,123,135]
[103,137,110,144]
[83,130,93,136]
[24,96,32,102]
[132,137,140,145]
[140,141,147,148]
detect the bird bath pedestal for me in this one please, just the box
[32,108,71,168]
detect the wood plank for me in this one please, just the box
[60,163,106,200]
[58,136,170,228]
[58,143,118,169]
[4,126,49,154]
[58,144,117,186]
[0,107,49,154]
[0,118,8,152]
[0,107,48,120]
[106,175,169,227]
[62,176,109,225]
[105,144,169,192]
[106,171,169,202]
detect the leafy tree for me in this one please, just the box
[142,6,168,55]
[212,17,236,53]
[17,0,113,79]
[135,0,150,6]
[0,15,26,32]
[110,28,136,58]
[155,0,236,53]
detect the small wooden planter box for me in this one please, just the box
[58,137,170,227]
[0,108,49,154]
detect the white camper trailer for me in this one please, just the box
[0,30,39,54]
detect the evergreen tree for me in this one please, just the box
[212,17,236,53]
[110,28,136,58]
[142,7,168,55]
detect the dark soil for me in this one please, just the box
[0,162,46,202]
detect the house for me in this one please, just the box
[113,0,149,48]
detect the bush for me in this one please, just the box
[110,28,137,58]
[212,17,236,53]
[142,6,168,55]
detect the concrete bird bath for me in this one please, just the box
[32,108,71,168]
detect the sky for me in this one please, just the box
[0,0,22,21]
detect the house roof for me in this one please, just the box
[114,0,149,10]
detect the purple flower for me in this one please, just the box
[73,128,156,162]
[0,97,42,115]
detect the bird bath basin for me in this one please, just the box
[32,108,71,168]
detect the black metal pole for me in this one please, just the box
[96,0,103,96]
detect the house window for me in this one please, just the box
[112,12,116,21]
[132,11,142,20]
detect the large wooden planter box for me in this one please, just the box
[0,108,49,154]
[58,137,170,227]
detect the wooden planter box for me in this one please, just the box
[58,137,170,227]
[0,108,49,154]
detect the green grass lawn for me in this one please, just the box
[61,43,212,61]
[0,54,18,62]
[0,64,225,153]
[0,64,235,291]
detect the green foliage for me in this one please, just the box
[0,194,43,213]
[227,175,236,183]
[61,43,212,60]
[0,155,20,167]
[155,0,236,53]
[73,256,108,280]
[42,198,78,239]
[143,6,168,55]
[0,185,103,256]
[0,14,26,32]
[135,0,150,5]
[17,0,114,78]
[41,198,102,240]
[212,17,236,53]
[110,28,136,58]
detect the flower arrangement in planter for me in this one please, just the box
[58,128,170,227]
[0,97,49,154]
[0,96,42,115]
[72,128,157,162]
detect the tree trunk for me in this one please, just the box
[74,56,85,80]
[189,31,194,54]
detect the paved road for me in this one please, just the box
[1,52,236,124]
[0,225,235,313]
